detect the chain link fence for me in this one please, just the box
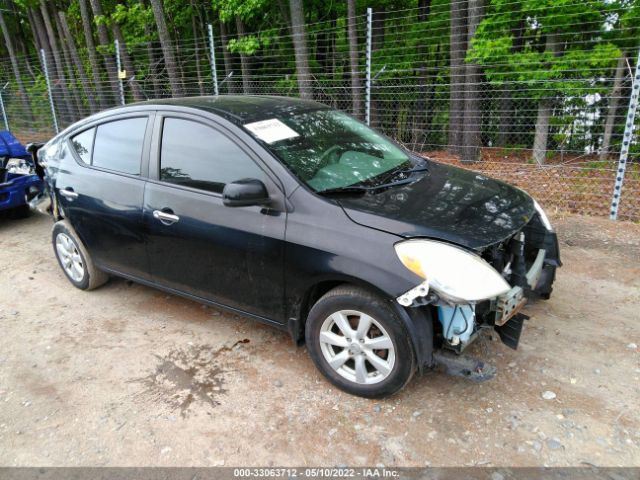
[1,3,638,221]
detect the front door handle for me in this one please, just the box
[153,209,180,225]
[59,188,78,200]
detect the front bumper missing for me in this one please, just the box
[395,246,548,352]
[493,286,527,327]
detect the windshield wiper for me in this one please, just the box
[317,186,370,196]
[318,177,418,196]
[367,177,417,191]
[372,162,429,186]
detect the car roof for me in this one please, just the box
[133,95,328,125]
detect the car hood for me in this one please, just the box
[337,161,535,251]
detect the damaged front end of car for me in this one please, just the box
[0,131,44,216]
[395,204,561,382]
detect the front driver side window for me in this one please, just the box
[160,118,265,194]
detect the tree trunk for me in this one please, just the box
[418,0,432,21]
[30,7,51,57]
[372,8,385,52]
[138,0,162,99]
[532,100,552,165]
[26,9,42,52]
[496,17,525,147]
[410,0,432,147]
[39,0,78,123]
[532,33,561,165]
[346,0,362,118]
[235,18,252,95]
[219,21,236,94]
[315,11,335,71]
[448,0,467,154]
[54,9,86,118]
[278,0,291,26]
[148,0,184,97]
[461,0,485,163]
[77,0,108,109]
[59,11,98,114]
[111,21,145,101]
[89,0,122,105]
[190,0,205,96]
[600,55,627,160]
[0,11,35,121]
[289,0,313,99]
[144,33,162,98]
[369,7,386,129]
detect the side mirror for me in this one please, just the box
[222,178,270,207]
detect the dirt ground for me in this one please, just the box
[0,213,639,467]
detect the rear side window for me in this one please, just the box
[70,128,95,164]
[160,118,264,194]
[92,117,147,175]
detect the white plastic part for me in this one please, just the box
[395,240,511,303]
[533,200,553,231]
[397,281,429,306]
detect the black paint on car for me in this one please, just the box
[33,96,561,398]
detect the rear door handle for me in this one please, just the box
[153,209,180,225]
[59,188,78,200]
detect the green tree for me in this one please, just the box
[470,0,622,163]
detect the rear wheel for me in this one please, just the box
[52,220,108,290]
[305,285,415,398]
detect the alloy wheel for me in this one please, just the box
[319,309,395,385]
[55,233,85,283]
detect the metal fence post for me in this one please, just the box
[208,24,219,96]
[41,49,59,134]
[609,48,640,220]
[365,8,373,126]
[114,39,126,106]
[0,83,8,131]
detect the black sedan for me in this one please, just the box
[32,96,560,398]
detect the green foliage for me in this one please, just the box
[102,1,156,44]
[469,0,623,100]
[212,0,271,23]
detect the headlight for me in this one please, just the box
[5,158,35,176]
[533,200,553,231]
[395,240,511,303]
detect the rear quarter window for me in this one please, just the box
[92,117,148,175]
[70,128,95,164]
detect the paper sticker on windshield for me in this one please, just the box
[244,119,299,144]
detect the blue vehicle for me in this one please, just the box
[0,130,43,218]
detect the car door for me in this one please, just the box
[143,113,287,322]
[56,113,153,279]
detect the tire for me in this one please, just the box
[8,204,30,219]
[305,285,415,398]
[52,220,108,291]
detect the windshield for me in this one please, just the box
[243,110,410,192]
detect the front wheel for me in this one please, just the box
[305,286,415,398]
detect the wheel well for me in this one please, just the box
[300,280,345,327]
[293,280,436,370]
[293,279,396,344]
